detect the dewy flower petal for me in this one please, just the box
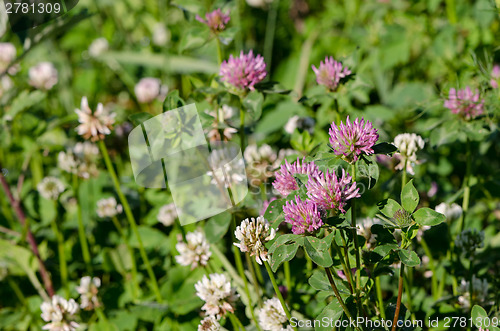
[219,50,267,92]
[75,97,115,141]
[444,87,484,120]
[175,230,212,269]
[328,116,379,163]
[306,168,360,214]
[196,9,230,33]
[312,56,351,91]
[282,196,323,235]
[272,157,320,196]
[234,216,276,265]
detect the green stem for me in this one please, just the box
[263,261,296,330]
[228,312,246,331]
[263,0,279,73]
[283,260,293,301]
[245,253,263,306]
[420,237,438,299]
[402,161,408,190]
[111,216,140,300]
[350,163,362,315]
[459,140,471,232]
[50,217,69,297]
[98,140,162,302]
[391,264,405,331]
[469,253,475,309]
[325,268,363,331]
[339,231,355,288]
[73,175,92,274]
[332,239,354,294]
[375,276,386,319]
[8,278,27,305]
[216,37,223,66]
[239,108,246,151]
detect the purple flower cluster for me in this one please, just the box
[219,50,267,92]
[329,116,379,163]
[312,56,351,91]
[444,87,484,120]
[306,168,360,213]
[272,157,320,196]
[196,9,230,33]
[283,196,323,235]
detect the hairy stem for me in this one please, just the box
[391,264,405,331]
[0,172,54,297]
[375,276,386,319]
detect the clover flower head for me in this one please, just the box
[393,133,425,175]
[458,276,489,309]
[157,203,178,226]
[29,62,58,90]
[75,97,115,141]
[88,38,109,57]
[198,316,221,331]
[219,50,267,92]
[76,276,101,310]
[175,230,212,269]
[40,295,80,331]
[444,87,484,120]
[272,157,320,196]
[135,77,167,103]
[244,144,294,187]
[0,42,18,74]
[329,116,379,163]
[37,177,65,200]
[491,65,500,89]
[195,273,238,319]
[392,209,414,228]
[455,228,484,256]
[196,9,230,33]
[312,56,351,91]
[96,197,123,218]
[234,216,276,265]
[257,297,293,331]
[306,168,360,213]
[283,196,323,235]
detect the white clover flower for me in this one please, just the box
[206,147,246,188]
[152,23,170,46]
[135,77,167,103]
[74,142,99,159]
[458,276,489,309]
[234,216,276,265]
[40,295,80,331]
[29,62,58,90]
[58,151,79,174]
[198,316,221,331]
[175,230,212,269]
[257,297,293,331]
[435,202,462,221]
[37,177,65,200]
[244,144,294,186]
[0,75,13,98]
[75,97,115,142]
[76,276,101,310]
[207,104,235,122]
[205,105,237,141]
[357,217,379,248]
[96,197,123,218]
[195,273,238,319]
[157,203,177,226]
[284,115,300,134]
[88,38,109,57]
[0,42,18,74]
[393,133,425,175]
